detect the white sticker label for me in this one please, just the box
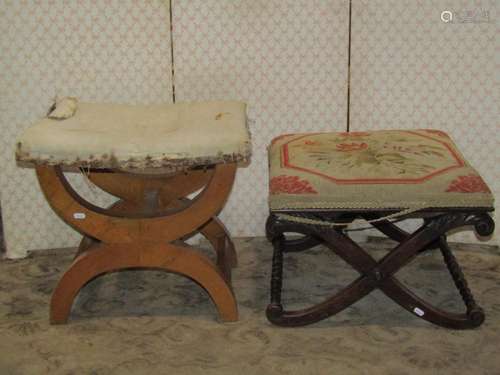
[413,307,425,317]
[73,212,86,220]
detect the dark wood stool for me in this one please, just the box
[266,209,494,328]
[266,130,494,328]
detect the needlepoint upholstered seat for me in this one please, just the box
[266,129,494,328]
[269,130,492,211]
[16,98,251,324]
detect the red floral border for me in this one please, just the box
[270,175,317,194]
[446,174,490,193]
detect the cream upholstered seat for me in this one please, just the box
[16,99,251,173]
[268,130,493,211]
[16,98,250,324]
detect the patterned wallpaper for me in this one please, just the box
[172,0,350,237]
[0,1,174,258]
[1,1,496,258]
[349,0,498,244]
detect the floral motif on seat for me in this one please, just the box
[280,130,465,184]
[335,142,368,152]
[268,129,493,211]
[446,174,490,193]
[270,175,317,195]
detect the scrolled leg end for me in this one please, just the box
[266,303,284,323]
[467,307,485,328]
[473,214,495,237]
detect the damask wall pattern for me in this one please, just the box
[171,0,350,237]
[349,0,498,244]
[0,1,174,258]
[1,1,496,258]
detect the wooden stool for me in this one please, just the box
[266,130,494,328]
[16,99,251,324]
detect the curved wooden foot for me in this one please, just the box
[267,276,374,327]
[381,278,484,329]
[51,243,238,324]
[267,275,484,328]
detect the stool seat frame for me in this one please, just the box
[266,209,494,329]
[36,164,238,324]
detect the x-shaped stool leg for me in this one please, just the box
[36,164,239,324]
[266,212,494,328]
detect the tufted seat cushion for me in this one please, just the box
[268,130,493,211]
[16,100,251,173]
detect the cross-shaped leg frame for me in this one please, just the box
[266,210,494,328]
[36,164,238,324]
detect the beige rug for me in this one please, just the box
[0,237,499,374]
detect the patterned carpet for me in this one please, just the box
[0,237,499,374]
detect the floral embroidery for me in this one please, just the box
[382,144,445,157]
[336,142,368,152]
[446,174,490,193]
[280,130,465,183]
[270,175,317,194]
